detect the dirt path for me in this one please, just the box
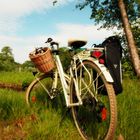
[0,83,23,91]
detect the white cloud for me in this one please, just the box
[0,35,47,63]
[0,0,74,17]
[0,0,80,63]
[0,0,63,18]
[0,0,70,33]
[53,23,118,46]
[0,23,118,63]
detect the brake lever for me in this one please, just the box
[45,38,53,43]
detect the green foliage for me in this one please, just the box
[121,43,136,78]
[76,0,140,29]
[131,19,140,47]
[122,53,137,79]
[122,59,136,78]
[22,60,35,71]
[59,47,72,71]
[1,46,13,57]
[0,46,19,71]
[22,60,34,68]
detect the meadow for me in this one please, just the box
[0,71,140,140]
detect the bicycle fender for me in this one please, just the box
[82,58,114,83]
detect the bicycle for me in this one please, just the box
[26,38,117,140]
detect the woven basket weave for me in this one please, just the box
[29,48,55,73]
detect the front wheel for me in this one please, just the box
[26,72,63,107]
[71,61,117,140]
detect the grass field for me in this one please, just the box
[0,72,140,140]
[116,78,140,140]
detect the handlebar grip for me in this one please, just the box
[45,38,53,43]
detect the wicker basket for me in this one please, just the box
[29,48,55,73]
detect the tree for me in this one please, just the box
[1,46,13,57]
[22,60,35,71]
[22,60,34,68]
[0,46,18,71]
[118,0,140,77]
[76,0,139,28]
[76,0,140,77]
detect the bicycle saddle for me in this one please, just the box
[68,39,87,49]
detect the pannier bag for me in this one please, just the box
[29,47,55,73]
[102,36,123,94]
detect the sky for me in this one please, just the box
[0,0,118,63]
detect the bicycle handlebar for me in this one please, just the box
[45,38,59,51]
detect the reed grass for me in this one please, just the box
[0,71,34,84]
[116,78,140,140]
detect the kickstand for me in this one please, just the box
[59,108,71,126]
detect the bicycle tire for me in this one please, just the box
[71,61,117,140]
[26,73,66,107]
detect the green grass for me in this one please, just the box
[116,78,140,140]
[25,109,81,140]
[0,71,81,139]
[0,89,28,120]
[0,88,81,140]
[0,71,140,139]
[0,71,34,84]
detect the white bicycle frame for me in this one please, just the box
[47,48,114,108]
[53,54,83,107]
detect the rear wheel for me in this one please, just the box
[71,61,117,140]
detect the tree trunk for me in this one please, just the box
[118,0,140,78]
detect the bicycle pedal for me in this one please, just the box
[50,88,59,97]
